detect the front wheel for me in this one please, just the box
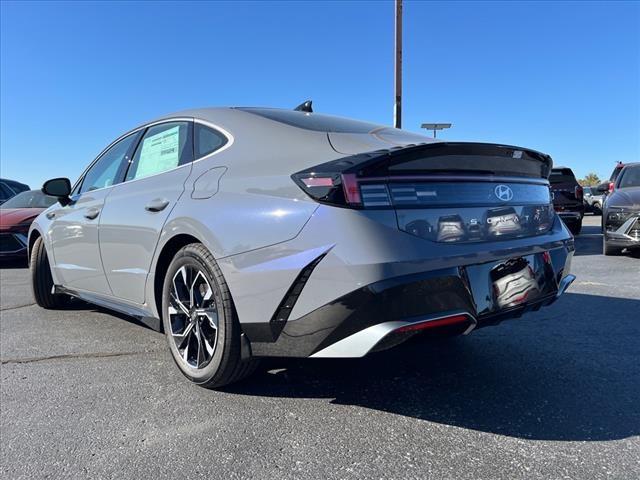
[161,243,259,389]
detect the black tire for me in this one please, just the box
[568,219,582,235]
[603,239,623,256]
[593,202,602,215]
[30,236,69,309]
[161,243,259,389]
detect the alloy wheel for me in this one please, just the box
[168,265,219,369]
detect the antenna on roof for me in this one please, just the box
[294,100,313,113]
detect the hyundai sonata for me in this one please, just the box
[29,104,575,388]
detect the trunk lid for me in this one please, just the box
[352,142,554,244]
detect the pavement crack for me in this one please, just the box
[1,350,159,365]
[0,303,37,312]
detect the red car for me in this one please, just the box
[0,190,57,260]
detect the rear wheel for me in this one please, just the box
[30,236,69,309]
[161,243,259,388]
[568,219,582,235]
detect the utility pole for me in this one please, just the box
[394,0,402,129]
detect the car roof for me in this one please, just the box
[147,106,395,134]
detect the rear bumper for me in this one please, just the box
[556,211,583,222]
[245,241,575,358]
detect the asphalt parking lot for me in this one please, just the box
[1,215,638,480]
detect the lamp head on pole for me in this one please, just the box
[421,123,452,138]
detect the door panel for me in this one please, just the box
[99,167,192,303]
[99,121,194,304]
[48,130,142,294]
[48,189,113,294]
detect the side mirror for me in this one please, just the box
[596,182,610,193]
[42,178,72,205]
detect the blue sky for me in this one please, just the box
[1,0,638,188]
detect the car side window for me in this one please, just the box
[195,123,227,158]
[0,182,14,201]
[80,132,141,194]
[125,121,193,181]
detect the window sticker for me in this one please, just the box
[135,125,180,179]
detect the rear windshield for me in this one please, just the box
[238,108,382,133]
[549,168,576,184]
[617,165,640,189]
[610,165,624,182]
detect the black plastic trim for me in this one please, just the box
[248,243,573,358]
[242,253,327,343]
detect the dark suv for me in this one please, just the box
[549,167,584,234]
[601,163,640,255]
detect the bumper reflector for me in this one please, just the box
[395,314,471,333]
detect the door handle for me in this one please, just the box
[84,207,100,220]
[145,198,170,212]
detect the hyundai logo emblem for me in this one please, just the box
[494,184,514,202]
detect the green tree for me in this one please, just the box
[579,173,601,186]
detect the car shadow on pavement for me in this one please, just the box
[0,259,29,269]
[573,223,603,256]
[227,292,640,442]
[575,223,640,258]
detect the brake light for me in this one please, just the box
[292,173,365,207]
[608,181,615,193]
[340,173,362,205]
[574,185,583,200]
[301,177,333,188]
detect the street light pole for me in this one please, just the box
[394,0,402,129]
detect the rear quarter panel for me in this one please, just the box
[160,109,339,259]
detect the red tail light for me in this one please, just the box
[574,185,583,200]
[608,181,615,193]
[340,173,362,205]
[292,143,554,209]
[291,173,365,207]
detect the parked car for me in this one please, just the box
[600,162,640,255]
[29,106,575,388]
[583,186,604,214]
[549,167,584,234]
[0,178,30,205]
[0,190,57,260]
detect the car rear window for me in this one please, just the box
[549,168,576,184]
[617,165,640,189]
[195,123,227,158]
[610,165,624,182]
[238,108,382,133]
